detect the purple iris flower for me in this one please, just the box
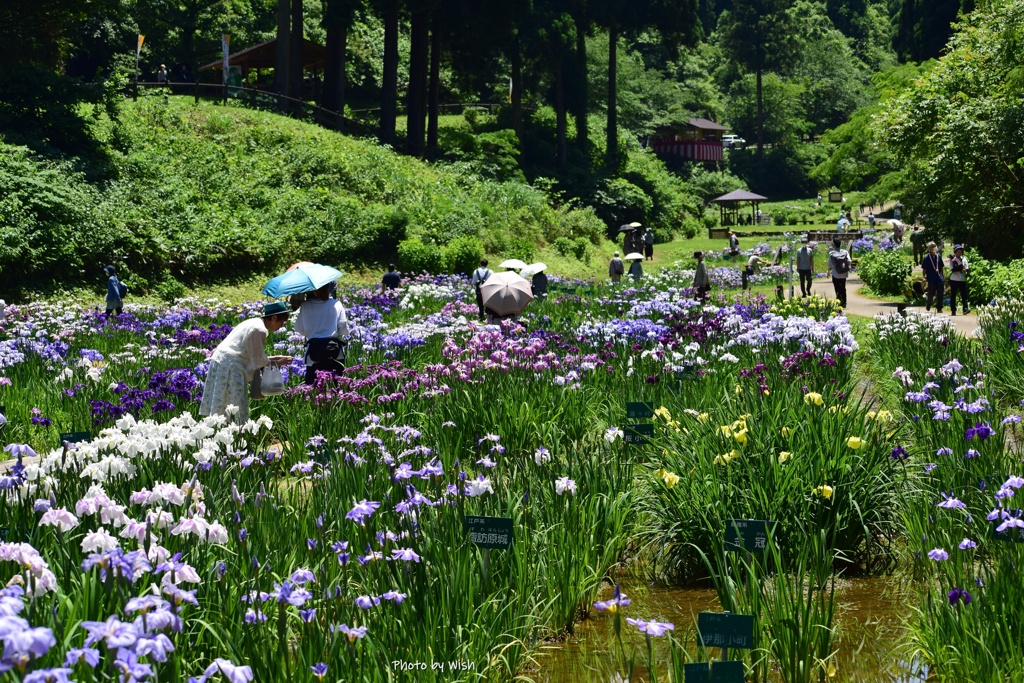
[965,422,995,441]
[65,647,101,668]
[81,615,138,649]
[311,663,328,679]
[390,548,421,563]
[345,499,381,525]
[354,595,380,609]
[948,587,972,606]
[22,669,74,683]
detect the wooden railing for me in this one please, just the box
[128,81,377,138]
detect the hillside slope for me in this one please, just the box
[0,97,604,296]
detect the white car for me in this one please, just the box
[722,134,746,148]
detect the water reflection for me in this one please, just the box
[525,577,920,683]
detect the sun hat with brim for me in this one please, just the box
[262,301,290,317]
[954,244,964,252]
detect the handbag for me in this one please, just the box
[307,337,343,364]
[260,365,286,396]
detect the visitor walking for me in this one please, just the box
[948,244,970,316]
[609,252,625,284]
[103,265,125,320]
[728,231,740,261]
[293,283,349,385]
[796,238,815,297]
[692,251,710,299]
[827,238,851,308]
[531,270,548,298]
[922,241,945,313]
[472,259,493,320]
[199,302,293,425]
[910,227,925,265]
[643,227,655,261]
[628,258,643,283]
[381,264,402,292]
[157,64,168,84]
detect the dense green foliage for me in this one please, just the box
[857,249,912,296]
[0,98,606,294]
[877,0,1024,258]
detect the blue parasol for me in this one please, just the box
[262,264,343,298]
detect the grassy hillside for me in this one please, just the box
[0,96,605,298]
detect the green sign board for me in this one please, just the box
[684,661,744,683]
[60,431,91,446]
[697,612,755,650]
[626,402,654,419]
[624,423,654,445]
[725,519,776,553]
[992,520,1024,544]
[465,515,513,549]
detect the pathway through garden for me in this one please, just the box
[816,276,979,337]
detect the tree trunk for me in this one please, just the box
[555,54,567,167]
[574,15,588,150]
[275,0,291,102]
[289,0,304,102]
[380,0,399,141]
[756,67,764,160]
[406,8,429,155]
[323,22,347,113]
[511,32,523,145]
[427,16,441,154]
[606,23,618,165]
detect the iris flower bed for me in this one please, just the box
[0,271,1020,681]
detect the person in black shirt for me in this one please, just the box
[381,264,402,292]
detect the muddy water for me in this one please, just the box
[525,576,925,683]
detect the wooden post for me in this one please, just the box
[194,81,200,104]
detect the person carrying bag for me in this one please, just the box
[472,258,493,321]
[293,283,349,385]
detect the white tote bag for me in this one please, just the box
[260,365,286,396]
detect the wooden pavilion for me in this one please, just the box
[198,38,327,89]
[650,118,728,162]
[711,189,768,227]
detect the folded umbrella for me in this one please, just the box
[262,263,343,298]
[480,271,534,317]
[498,259,529,270]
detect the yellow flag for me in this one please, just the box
[137,34,145,57]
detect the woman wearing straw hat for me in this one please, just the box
[200,302,294,424]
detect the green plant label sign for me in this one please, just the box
[625,402,654,419]
[60,431,91,446]
[697,612,755,650]
[465,516,513,549]
[991,521,1024,544]
[683,661,744,683]
[724,519,776,553]
[624,423,654,445]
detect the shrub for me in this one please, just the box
[442,235,484,276]
[858,249,912,296]
[397,238,443,275]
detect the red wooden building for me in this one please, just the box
[650,118,728,162]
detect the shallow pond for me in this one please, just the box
[526,576,927,683]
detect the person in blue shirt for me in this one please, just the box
[104,265,123,320]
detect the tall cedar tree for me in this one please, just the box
[719,0,799,159]
[593,0,699,165]
[893,0,974,62]
[322,0,363,113]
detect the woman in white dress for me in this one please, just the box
[199,302,293,424]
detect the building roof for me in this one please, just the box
[688,117,729,131]
[199,38,327,72]
[711,189,769,203]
